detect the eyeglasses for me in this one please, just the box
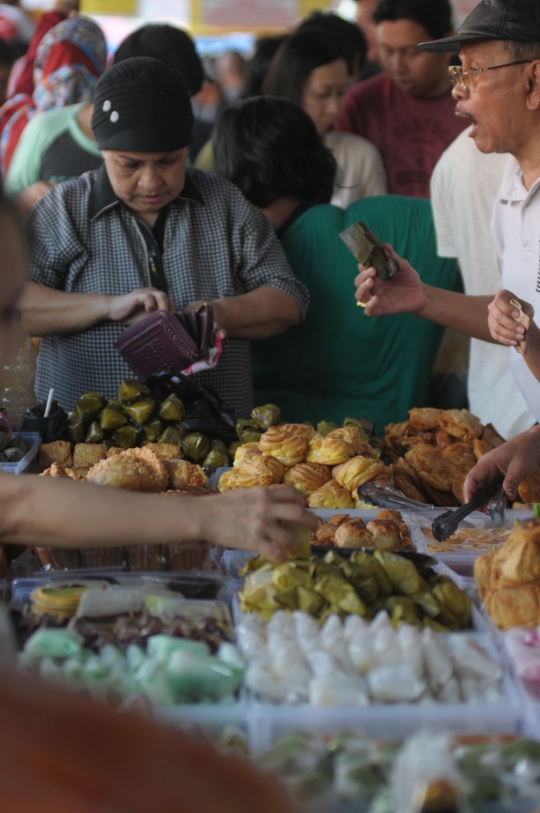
[449,60,533,90]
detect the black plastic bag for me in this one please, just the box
[145,372,239,444]
[20,400,67,443]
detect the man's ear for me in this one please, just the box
[526,60,540,111]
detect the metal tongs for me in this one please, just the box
[431,476,506,542]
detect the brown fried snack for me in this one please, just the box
[40,463,84,481]
[365,519,402,551]
[473,439,494,460]
[326,514,351,528]
[315,525,337,546]
[259,426,308,467]
[278,423,316,441]
[39,440,72,469]
[394,457,425,492]
[438,409,483,442]
[218,469,239,493]
[442,442,477,473]
[72,443,106,470]
[481,423,506,449]
[233,443,262,467]
[518,466,540,504]
[235,453,285,488]
[307,479,355,509]
[474,551,495,602]
[165,459,208,491]
[283,462,332,496]
[484,584,540,630]
[107,447,123,458]
[435,429,455,451]
[405,443,459,492]
[422,482,460,507]
[143,443,182,460]
[408,407,445,432]
[326,427,369,455]
[376,510,412,547]
[123,448,169,491]
[87,454,163,493]
[305,433,354,466]
[332,454,386,492]
[335,518,374,549]
[393,475,428,504]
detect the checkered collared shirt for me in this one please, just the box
[25,166,309,416]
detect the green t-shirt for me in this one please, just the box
[252,196,462,436]
[5,103,102,197]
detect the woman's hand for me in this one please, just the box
[464,426,540,503]
[354,245,426,317]
[107,288,176,325]
[488,290,533,350]
[202,486,318,563]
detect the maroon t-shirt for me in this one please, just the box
[336,72,469,198]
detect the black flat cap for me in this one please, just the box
[419,0,540,53]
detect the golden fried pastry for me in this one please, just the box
[365,519,402,551]
[306,433,354,466]
[40,463,84,481]
[405,443,459,492]
[438,409,483,442]
[123,448,169,491]
[39,440,72,469]
[326,427,369,455]
[442,442,477,473]
[218,469,239,492]
[376,510,411,546]
[335,519,374,549]
[435,429,455,451]
[283,462,332,496]
[408,407,444,432]
[484,584,540,630]
[72,443,106,470]
[143,442,182,460]
[422,483,459,508]
[518,467,540,504]
[87,454,161,492]
[235,453,285,488]
[165,459,208,490]
[233,443,262,467]
[278,423,316,441]
[394,458,425,492]
[332,454,386,492]
[494,520,540,587]
[326,514,351,528]
[474,551,495,602]
[307,479,354,509]
[259,426,308,467]
[473,439,493,460]
[394,475,428,504]
[385,420,409,441]
[481,423,506,449]
[107,447,123,458]
[315,525,337,545]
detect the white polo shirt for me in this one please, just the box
[431,129,533,438]
[492,157,540,422]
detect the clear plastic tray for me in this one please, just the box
[247,634,522,754]
[0,432,41,475]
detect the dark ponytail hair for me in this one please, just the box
[213,96,336,208]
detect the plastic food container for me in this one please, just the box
[33,542,211,574]
[0,432,40,475]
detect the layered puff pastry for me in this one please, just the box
[325,427,369,455]
[235,453,285,488]
[259,426,308,467]
[365,519,402,551]
[438,409,483,442]
[408,407,444,432]
[233,443,262,467]
[283,462,332,496]
[307,479,355,509]
[305,433,354,466]
[278,423,316,441]
[332,454,386,492]
[441,442,478,473]
[218,469,240,492]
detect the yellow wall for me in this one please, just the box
[190,0,330,35]
[80,0,137,14]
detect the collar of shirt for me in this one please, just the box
[499,161,540,206]
[89,162,205,222]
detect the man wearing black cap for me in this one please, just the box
[355,0,540,428]
[20,57,309,416]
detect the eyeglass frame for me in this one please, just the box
[449,60,535,90]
